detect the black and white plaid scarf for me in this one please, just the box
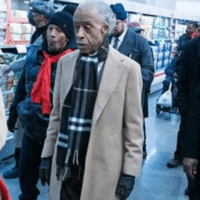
[56,39,109,181]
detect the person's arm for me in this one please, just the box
[165,57,177,77]
[123,63,144,176]
[116,62,143,200]
[7,68,26,132]
[3,57,26,75]
[0,88,7,150]
[176,47,189,116]
[137,39,154,93]
[183,82,200,159]
[183,82,200,178]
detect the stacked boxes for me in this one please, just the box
[10,23,32,42]
[0,0,7,45]
[0,53,23,114]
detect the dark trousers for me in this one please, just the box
[143,121,147,158]
[14,148,21,168]
[19,134,44,200]
[174,119,185,161]
[60,165,83,200]
[188,167,200,200]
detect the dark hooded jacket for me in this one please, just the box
[8,39,77,141]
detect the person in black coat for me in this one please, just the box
[176,22,197,55]
[6,12,77,200]
[176,36,200,199]
[167,23,197,170]
[110,3,154,159]
[183,80,200,200]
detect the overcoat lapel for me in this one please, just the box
[61,49,124,126]
[118,28,134,56]
[62,51,79,101]
[92,47,124,125]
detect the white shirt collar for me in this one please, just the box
[111,25,128,49]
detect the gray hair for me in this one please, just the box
[75,1,116,34]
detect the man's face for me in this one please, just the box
[46,24,68,53]
[31,11,41,27]
[74,6,108,55]
[112,20,126,36]
[186,24,195,35]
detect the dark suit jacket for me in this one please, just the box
[111,28,154,117]
[178,36,200,159]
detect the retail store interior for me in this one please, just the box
[0,0,200,199]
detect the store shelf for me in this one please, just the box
[4,0,31,46]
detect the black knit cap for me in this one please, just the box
[49,11,75,40]
[110,3,127,20]
[62,4,77,17]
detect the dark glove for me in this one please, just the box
[7,117,16,133]
[39,157,52,186]
[116,173,135,200]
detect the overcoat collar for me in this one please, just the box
[62,46,124,125]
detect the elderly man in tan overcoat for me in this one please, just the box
[40,1,144,200]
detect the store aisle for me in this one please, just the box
[130,91,188,200]
[0,91,189,200]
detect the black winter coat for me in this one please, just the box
[177,36,200,159]
[184,82,200,159]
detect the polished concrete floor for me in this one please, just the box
[0,91,189,200]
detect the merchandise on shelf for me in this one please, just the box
[127,11,196,74]
[12,10,27,19]
[0,53,23,114]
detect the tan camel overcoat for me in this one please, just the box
[41,46,144,200]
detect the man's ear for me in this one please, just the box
[101,24,109,36]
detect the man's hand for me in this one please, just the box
[116,173,135,200]
[39,157,52,186]
[7,118,16,133]
[183,157,199,179]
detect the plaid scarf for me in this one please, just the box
[56,39,109,181]
[31,49,73,114]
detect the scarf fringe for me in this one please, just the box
[73,150,79,165]
[60,166,70,181]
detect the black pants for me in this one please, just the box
[14,148,21,168]
[19,134,44,200]
[60,165,83,200]
[188,168,200,200]
[143,121,147,158]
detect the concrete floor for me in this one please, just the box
[0,91,189,200]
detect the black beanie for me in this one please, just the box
[49,11,75,40]
[110,3,127,20]
[62,4,77,17]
